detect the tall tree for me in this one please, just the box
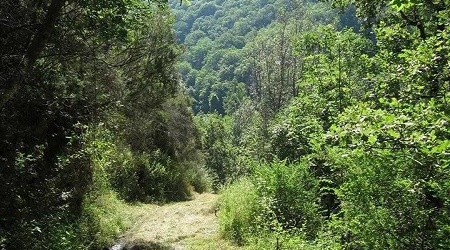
[0,0,182,248]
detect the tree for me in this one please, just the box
[246,21,300,119]
[294,25,374,124]
[195,114,239,188]
[0,0,184,248]
[323,0,450,99]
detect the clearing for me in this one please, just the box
[112,193,240,250]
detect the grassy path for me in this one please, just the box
[114,193,239,250]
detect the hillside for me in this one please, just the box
[1,0,449,249]
[170,0,450,249]
[170,0,358,114]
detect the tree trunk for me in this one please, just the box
[0,0,65,108]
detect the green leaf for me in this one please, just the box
[389,0,419,11]
[390,97,399,106]
[388,130,400,138]
[431,140,450,154]
[384,114,395,124]
[368,135,377,144]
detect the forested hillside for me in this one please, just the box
[1,0,449,249]
[171,0,359,114]
[173,0,450,249]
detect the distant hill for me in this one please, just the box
[170,0,358,114]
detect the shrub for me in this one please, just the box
[85,126,213,203]
[253,160,323,240]
[78,190,131,249]
[219,160,324,246]
[218,178,261,245]
[325,147,449,249]
[195,113,241,189]
[184,162,214,194]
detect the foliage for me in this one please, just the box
[194,113,242,188]
[79,190,130,249]
[252,160,323,239]
[324,99,450,249]
[270,102,324,161]
[218,178,261,245]
[219,160,323,246]
[209,0,450,249]
[2,0,450,248]
[87,119,212,202]
[0,0,209,248]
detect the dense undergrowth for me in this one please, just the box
[215,99,450,249]
[0,0,216,248]
[27,121,214,249]
[72,112,216,249]
[172,0,450,249]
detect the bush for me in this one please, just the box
[77,128,136,248]
[85,126,213,203]
[323,101,450,249]
[79,190,131,249]
[324,147,450,249]
[195,113,241,189]
[219,160,324,246]
[185,162,215,194]
[218,178,260,245]
[253,160,323,240]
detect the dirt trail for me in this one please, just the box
[117,193,220,249]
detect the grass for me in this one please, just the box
[184,234,243,250]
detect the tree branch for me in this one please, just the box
[1,0,66,108]
[26,0,66,68]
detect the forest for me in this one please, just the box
[0,0,449,249]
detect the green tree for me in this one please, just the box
[195,114,242,188]
[0,0,190,248]
[294,25,374,125]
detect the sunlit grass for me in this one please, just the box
[184,234,243,250]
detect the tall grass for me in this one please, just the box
[218,178,261,245]
[218,160,324,249]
